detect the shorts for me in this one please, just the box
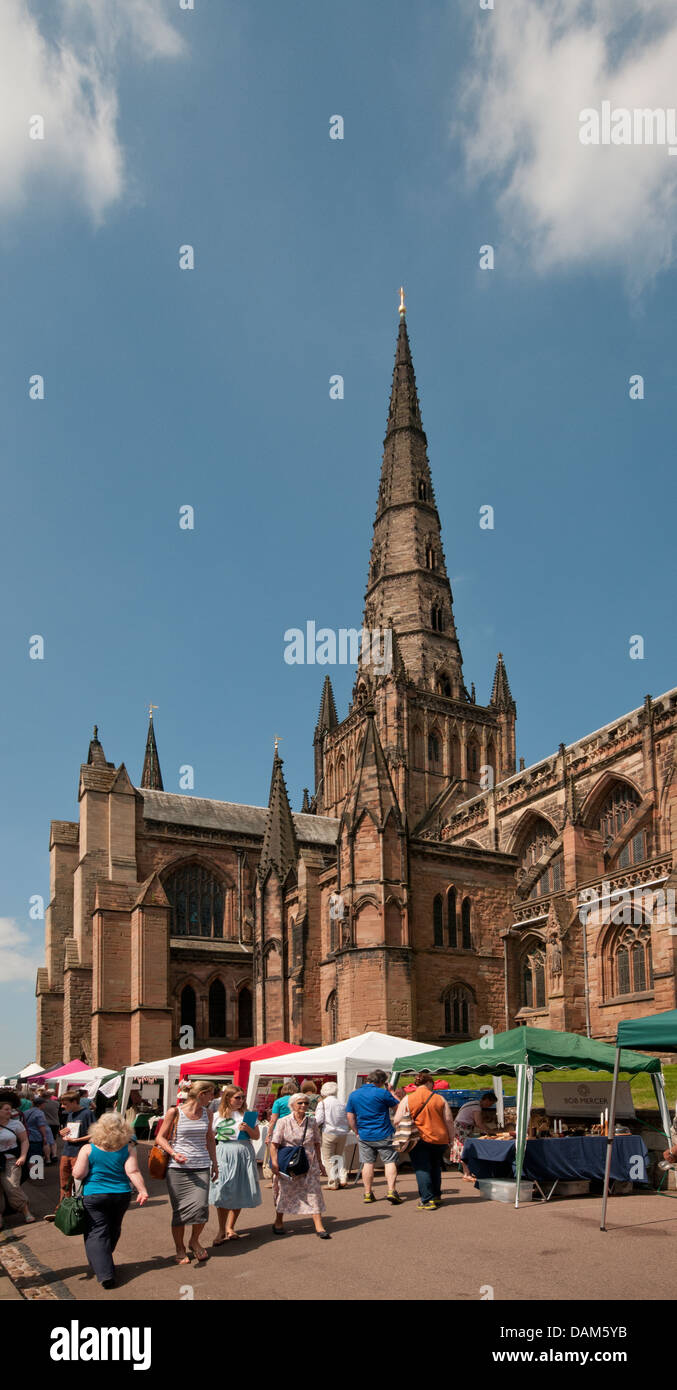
[358,1138,398,1166]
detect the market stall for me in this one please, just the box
[118,1048,224,1117]
[601,1007,677,1230]
[393,1026,662,1207]
[178,1041,308,1091]
[31,1060,96,1084]
[246,1031,441,1107]
[49,1066,116,1097]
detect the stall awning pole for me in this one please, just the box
[651,1071,671,1144]
[514,1065,533,1208]
[493,1076,504,1129]
[600,1045,621,1231]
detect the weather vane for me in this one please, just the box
[274,735,282,755]
[148,703,158,720]
[399,286,406,316]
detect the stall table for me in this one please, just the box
[462,1135,649,1201]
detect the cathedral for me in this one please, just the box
[36,303,677,1071]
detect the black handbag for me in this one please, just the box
[278,1117,310,1177]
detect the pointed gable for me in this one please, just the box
[111,763,135,796]
[341,707,403,833]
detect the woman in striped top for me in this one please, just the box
[157,1081,218,1264]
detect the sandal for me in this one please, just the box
[174,1252,192,1264]
[212,1236,228,1246]
[225,1231,247,1240]
[189,1245,210,1262]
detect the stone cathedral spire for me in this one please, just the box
[140,713,164,790]
[362,302,465,697]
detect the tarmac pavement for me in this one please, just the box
[1,1144,676,1302]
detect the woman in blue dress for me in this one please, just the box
[209,1084,261,1242]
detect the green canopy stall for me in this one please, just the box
[600,1008,677,1230]
[393,1026,663,1208]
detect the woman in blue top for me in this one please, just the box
[72,1113,148,1289]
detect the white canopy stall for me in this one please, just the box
[246,1031,440,1107]
[53,1067,117,1098]
[118,1048,224,1116]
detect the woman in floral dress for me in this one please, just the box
[269,1093,330,1239]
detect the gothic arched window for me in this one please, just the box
[467,740,479,775]
[443,984,472,1036]
[428,733,441,768]
[521,950,546,1010]
[238,986,253,1038]
[180,985,196,1035]
[447,888,457,948]
[598,782,641,843]
[165,864,225,939]
[517,818,563,899]
[436,673,452,697]
[425,546,436,570]
[433,895,443,947]
[326,990,339,1043]
[609,924,653,998]
[431,604,443,632]
[418,478,428,501]
[208,980,226,1037]
[461,897,472,949]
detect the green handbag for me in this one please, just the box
[54,1195,87,1236]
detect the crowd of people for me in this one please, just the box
[0,1071,500,1290]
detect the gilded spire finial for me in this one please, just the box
[399,286,406,317]
[148,703,158,721]
[274,735,282,756]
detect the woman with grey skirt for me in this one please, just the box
[157,1081,218,1264]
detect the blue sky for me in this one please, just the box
[1,0,676,1072]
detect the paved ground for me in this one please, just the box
[2,1144,677,1302]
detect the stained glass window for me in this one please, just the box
[165,865,226,938]
[612,925,653,997]
[599,783,641,842]
[444,985,471,1036]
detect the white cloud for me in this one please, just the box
[0,0,185,224]
[457,0,677,286]
[0,918,44,984]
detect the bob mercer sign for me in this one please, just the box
[541,1081,635,1119]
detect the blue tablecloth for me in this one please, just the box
[462,1135,649,1184]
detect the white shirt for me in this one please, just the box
[315,1096,349,1135]
[0,1118,26,1152]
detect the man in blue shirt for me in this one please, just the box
[346,1070,402,1205]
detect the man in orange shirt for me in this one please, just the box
[394,1071,455,1209]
